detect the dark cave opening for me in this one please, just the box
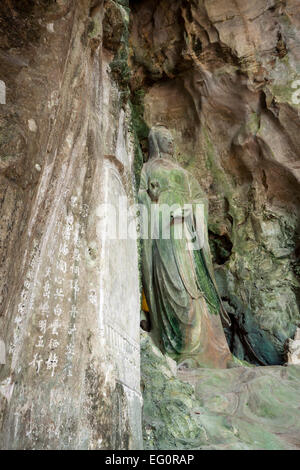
[209,231,233,266]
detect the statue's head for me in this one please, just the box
[148,125,174,159]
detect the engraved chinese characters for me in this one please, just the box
[22,198,91,380]
[139,126,232,369]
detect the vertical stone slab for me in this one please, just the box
[96,64,142,448]
[0,2,142,450]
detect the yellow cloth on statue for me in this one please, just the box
[142,290,149,313]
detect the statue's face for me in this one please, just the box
[157,129,174,156]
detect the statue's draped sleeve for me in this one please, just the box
[189,175,231,327]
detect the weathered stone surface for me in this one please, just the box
[0,0,142,450]
[142,332,300,450]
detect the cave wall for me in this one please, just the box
[0,0,142,449]
[130,0,300,365]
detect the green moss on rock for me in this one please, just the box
[141,331,300,450]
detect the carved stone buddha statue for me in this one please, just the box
[138,125,232,369]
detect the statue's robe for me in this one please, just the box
[138,157,231,369]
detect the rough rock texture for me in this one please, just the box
[130,0,300,365]
[0,0,142,449]
[141,331,300,450]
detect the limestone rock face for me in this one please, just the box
[130,0,300,365]
[0,0,142,449]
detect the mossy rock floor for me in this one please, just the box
[141,332,300,450]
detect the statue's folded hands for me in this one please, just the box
[170,207,192,219]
